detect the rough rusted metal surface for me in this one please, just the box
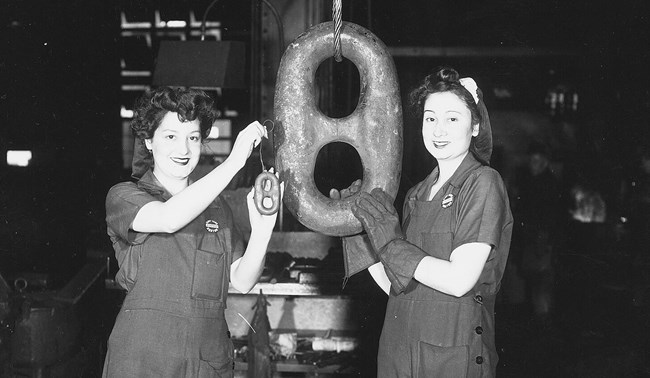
[274,21,403,237]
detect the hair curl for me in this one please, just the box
[130,87,219,140]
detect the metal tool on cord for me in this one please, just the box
[253,120,280,215]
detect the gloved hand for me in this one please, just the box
[329,178,362,200]
[329,179,379,279]
[351,188,404,252]
[352,188,426,293]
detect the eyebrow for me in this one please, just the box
[423,109,462,114]
[159,128,201,133]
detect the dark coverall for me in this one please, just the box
[102,169,243,378]
[377,154,513,377]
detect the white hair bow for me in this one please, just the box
[459,77,479,104]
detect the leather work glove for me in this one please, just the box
[341,233,377,278]
[329,180,379,280]
[352,188,427,294]
[351,189,404,251]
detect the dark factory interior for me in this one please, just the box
[1,0,650,376]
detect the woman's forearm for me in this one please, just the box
[413,256,464,296]
[414,243,491,297]
[368,262,391,294]
[229,229,273,293]
[133,157,242,233]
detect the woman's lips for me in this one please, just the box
[433,141,449,148]
[171,157,190,165]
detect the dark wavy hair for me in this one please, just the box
[408,66,492,165]
[131,87,219,140]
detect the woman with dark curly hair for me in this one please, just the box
[332,67,513,376]
[102,87,280,377]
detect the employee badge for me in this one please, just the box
[441,193,454,208]
[205,219,219,233]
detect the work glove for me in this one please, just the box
[329,180,379,280]
[352,188,427,294]
[352,189,404,251]
[341,234,377,278]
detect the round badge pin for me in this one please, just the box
[205,219,219,233]
[441,193,454,208]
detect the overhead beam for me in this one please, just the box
[387,46,580,58]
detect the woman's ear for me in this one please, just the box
[472,124,480,137]
[144,139,153,152]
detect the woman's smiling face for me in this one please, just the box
[145,112,202,182]
[421,91,479,163]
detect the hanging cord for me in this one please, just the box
[259,120,275,171]
[200,0,220,41]
[332,0,343,62]
[257,120,282,226]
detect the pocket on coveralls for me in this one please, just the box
[191,248,226,301]
[197,340,235,378]
[418,341,469,377]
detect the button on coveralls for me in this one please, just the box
[377,154,513,377]
[102,170,244,378]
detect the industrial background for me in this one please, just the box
[1,0,649,376]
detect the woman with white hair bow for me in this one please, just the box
[332,67,513,377]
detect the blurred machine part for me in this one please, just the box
[0,259,106,377]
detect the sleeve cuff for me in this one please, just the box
[378,239,427,293]
[342,234,379,278]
